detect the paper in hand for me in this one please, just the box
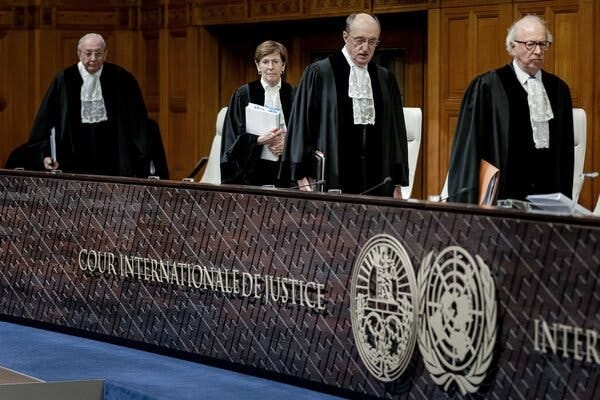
[245,103,281,161]
[50,127,57,162]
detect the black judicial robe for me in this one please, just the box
[448,64,573,203]
[220,79,295,186]
[26,63,155,178]
[281,51,408,196]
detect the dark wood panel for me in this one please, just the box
[0,0,596,207]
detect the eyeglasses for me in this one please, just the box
[513,40,552,51]
[347,34,380,48]
[80,50,105,59]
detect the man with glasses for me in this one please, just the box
[448,15,573,203]
[24,33,164,178]
[281,13,408,197]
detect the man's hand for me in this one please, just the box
[296,177,313,191]
[257,127,286,157]
[393,185,403,199]
[43,157,59,170]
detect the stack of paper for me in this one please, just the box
[526,192,592,216]
[245,103,281,161]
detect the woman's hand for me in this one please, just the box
[257,127,286,156]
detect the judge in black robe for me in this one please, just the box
[220,41,296,187]
[25,33,157,178]
[281,14,408,197]
[448,16,573,204]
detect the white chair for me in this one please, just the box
[401,107,422,199]
[440,174,449,201]
[571,108,587,202]
[441,108,587,203]
[594,196,600,216]
[200,107,227,184]
[187,107,227,183]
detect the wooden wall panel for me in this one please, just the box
[142,32,161,116]
[373,0,428,13]
[249,0,303,20]
[0,31,32,165]
[426,8,442,195]
[307,0,366,17]
[166,30,191,179]
[196,27,221,171]
[580,0,600,207]
[445,14,469,100]
[194,1,246,26]
[0,0,596,206]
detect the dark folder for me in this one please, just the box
[310,150,325,192]
[479,159,500,206]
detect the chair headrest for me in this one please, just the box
[573,108,586,147]
[403,107,422,142]
[216,107,228,136]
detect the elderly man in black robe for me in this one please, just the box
[447,15,573,204]
[24,33,161,178]
[281,13,408,197]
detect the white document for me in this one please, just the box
[50,127,57,162]
[245,103,281,161]
[526,192,592,216]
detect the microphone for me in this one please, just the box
[573,171,599,204]
[360,177,392,195]
[289,179,326,190]
[440,186,476,202]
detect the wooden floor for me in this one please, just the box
[0,366,42,384]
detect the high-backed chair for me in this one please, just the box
[571,108,587,202]
[187,107,227,183]
[594,196,600,216]
[401,107,422,199]
[441,108,587,203]
[200,107,227,184]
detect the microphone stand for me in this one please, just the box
[360,177,392,196]
[289,179,326,191]
[572,172,598,205]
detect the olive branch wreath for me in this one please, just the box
[417,249,497,395]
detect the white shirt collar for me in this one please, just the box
[342,46,368,70]
[513,59,541,85]
[77,61,103,79]
[260,78,281,90]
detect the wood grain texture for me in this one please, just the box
[0,1,597,208]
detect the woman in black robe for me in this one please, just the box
[220,41,296,187]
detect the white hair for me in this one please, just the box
[77,33,106,52]
[505,15,553,54]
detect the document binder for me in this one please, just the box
[310,150,325,192]
[479,159,500,205]
[245,103,281,161]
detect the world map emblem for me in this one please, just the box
[350,234,418,382]
[417,246,497,394]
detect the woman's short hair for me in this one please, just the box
[254,40,288,64]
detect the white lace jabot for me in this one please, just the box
[342,47,375,125]
[513,60,553,149]
[78,61,107,124]
[526,76,553,149]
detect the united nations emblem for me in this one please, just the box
[417,246,496,395]
[350,234,418,382]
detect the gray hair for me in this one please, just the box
[505,15,553,54]
[77,33,106,52]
